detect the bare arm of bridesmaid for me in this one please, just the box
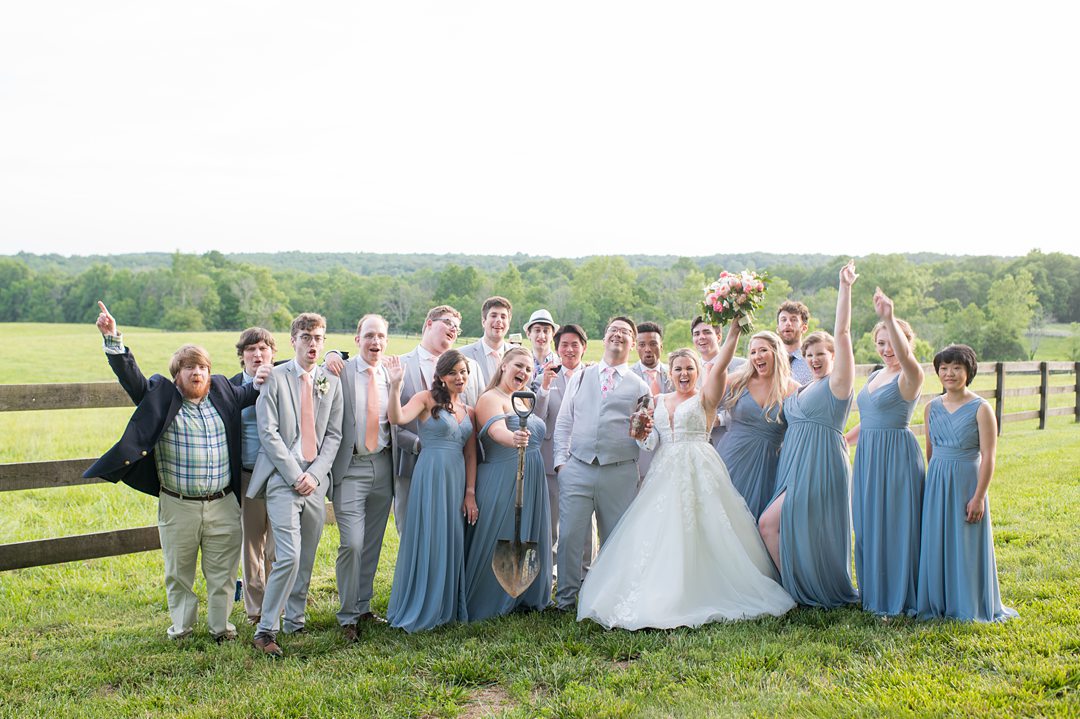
[967,401,998,523]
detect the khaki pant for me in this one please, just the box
[157,492,243,638]
[240,469,275,620]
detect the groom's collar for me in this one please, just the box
[598,360,630,376]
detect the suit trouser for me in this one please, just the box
[546,472,594,577]
[393,474,412,534]
[256,474,328,638]
[555,457,639,609]
[334,449,394,625]
[157,492,242,638]
[240,468,276,620]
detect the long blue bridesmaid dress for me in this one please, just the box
[768,376,860,608]
[386,410,474,632]
[464,412,552,620]
[916,396,1016,622]
[852,371,925,616]
[718,391,787,520]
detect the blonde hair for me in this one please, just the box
[801,330,835,355]
[872,318,915,343]
[723,331,790,421]
[486,346,534,393]
[667,347,702,377]
[169,344,212,379]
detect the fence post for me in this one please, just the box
[994,362,1005,436]
[1038,362,1049,429]
[1074,362,1080,424]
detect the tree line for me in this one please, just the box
[2,249,1079,361]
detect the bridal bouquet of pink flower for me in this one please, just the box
[701,270,770,329]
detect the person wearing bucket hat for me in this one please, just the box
[523,309,558,391]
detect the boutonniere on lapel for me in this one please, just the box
[314,374,330,397]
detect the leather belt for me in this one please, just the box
[160,487,229,501]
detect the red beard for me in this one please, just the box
[176,376,211,401]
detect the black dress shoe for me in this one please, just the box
[341,624,359,643]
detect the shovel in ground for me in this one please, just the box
[491,390,540,598]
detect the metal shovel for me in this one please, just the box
[491,390,540,598]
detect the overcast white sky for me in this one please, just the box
[1,2,1077,259]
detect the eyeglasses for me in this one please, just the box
[298,333,326,344]
[606,327,633,337]
[433,318,461,332]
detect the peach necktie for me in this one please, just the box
[364,367,379,452]
[299,372,317,462]
[645,368,661,396]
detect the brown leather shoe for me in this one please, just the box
[246,615,261,626]
[358,612,387,625]
[341,624,359,643]
[214,630,238,644]
[252,634,282,658]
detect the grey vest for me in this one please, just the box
[568,365,648,466]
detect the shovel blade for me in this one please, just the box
[491,539,540,598]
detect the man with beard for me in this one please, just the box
[460,296,513,386]
[249,313,343,657]
[84,302,268,643]
[776,300,813,385]
[552,316,650,611]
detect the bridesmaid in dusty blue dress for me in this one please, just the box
[759,261,860,608]
[465,347,553,620]
[846,289,926,616]
[917,344,1016,622]
[384,350,478,633]
[717,331,799,519]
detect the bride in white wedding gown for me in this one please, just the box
[577,327,795,630]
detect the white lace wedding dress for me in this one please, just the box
[577,395,795,629]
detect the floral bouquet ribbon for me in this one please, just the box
[701,270,769,330]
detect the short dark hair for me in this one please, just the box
[481,296,512,317]
[607,316,637,341]
[777,301,810,324]
[690,316,716,332]
[554,323,588,346]
[235,327,275,367]
[636,321,663,337]
[933,344,979,386]
[290,312,326,339]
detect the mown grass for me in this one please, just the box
[1,323,1078,717]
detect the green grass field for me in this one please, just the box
[1,324,1078,717]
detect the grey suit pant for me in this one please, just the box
[333,450,394,625]
[555,457,639,609]
[256,474,328,638]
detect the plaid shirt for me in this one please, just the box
[154,397,231,496]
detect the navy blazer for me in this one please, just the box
[84,348,258,502]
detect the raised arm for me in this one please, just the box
[96,300,150,404]
[874,287,924,401]
[701,322,741,413]
[830,261,857,400]
[385,355,430,426]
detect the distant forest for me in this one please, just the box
[3,249,1079,361]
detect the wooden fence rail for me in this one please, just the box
[2,361,1078,571]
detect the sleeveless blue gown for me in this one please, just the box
[916,397,1016,622]
[464,412,552,620]
[386,410,474,632]
[852,371,925,616]
[768,377,860,608]
[718,391,787,520]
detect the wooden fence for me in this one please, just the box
[2,361,1078,572]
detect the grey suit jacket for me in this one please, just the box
[534,367,574,476]
[330,358,399,487]
[248,359,344,500]
[552,365,649,468]
[459,339,510,387]
[631,361,674,394]
[393,346,483,480]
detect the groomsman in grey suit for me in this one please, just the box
[459,296,513,386]
[328,314,396,642]
[552,316,650,610]
[388,305,483,531]
[250,313,344,658]
[630,321,672,480]
[534,323,593,573]
[691,315,747,451]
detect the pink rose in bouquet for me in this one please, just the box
[701,269,770,330]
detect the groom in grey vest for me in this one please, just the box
[552,316,650,610]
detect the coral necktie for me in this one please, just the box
[300,372,317,462]
[365,367,379,452]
